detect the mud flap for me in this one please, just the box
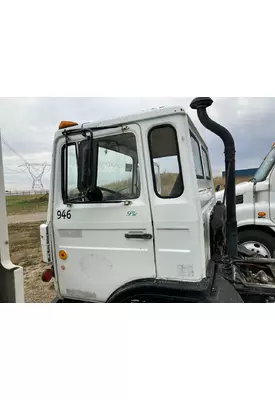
[208,273,243,303]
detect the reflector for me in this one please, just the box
[258,212,266,218]
[59,250,67,260]
[42,269,53,283]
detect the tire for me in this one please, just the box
[238,229,275,258]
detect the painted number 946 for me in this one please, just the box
[57,210,72,220]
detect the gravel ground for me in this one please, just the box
[8,212,47,225]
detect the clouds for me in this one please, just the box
[201,97,275,174]
[1,97,275,189]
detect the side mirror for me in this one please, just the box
[215,184,221,192]
[77,136,97,193]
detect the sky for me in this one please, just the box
[1,97,275,190]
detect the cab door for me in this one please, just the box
[142,119,207,283]
[52,124,156,302]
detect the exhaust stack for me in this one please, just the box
[190,97,238,258]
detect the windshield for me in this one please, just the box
[252,147,275,183]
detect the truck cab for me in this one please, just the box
[41,106,217,303]
[41,98,275,303]
[216,143,275,258]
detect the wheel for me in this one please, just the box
[238,229,275,258]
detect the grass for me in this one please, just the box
[6,193,48,216]
[160,173,179,196]
[106,179,132,191]
[8,221,55,303]
[105,173,180,197]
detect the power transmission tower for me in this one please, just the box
[18,162,51,190]
[1,135,51,190]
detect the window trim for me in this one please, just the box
[190,132,204,180]
[201,147,212,180]
[148,124,184,199]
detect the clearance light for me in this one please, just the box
[258,212,266,218]
[59,121,78,130]
[59,250,68,260]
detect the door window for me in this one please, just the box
[67,144,79,198]
[97,135,139,200]
[148,125,184,198]
[63,132,140,202]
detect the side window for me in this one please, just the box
[190,133,204,179]
[202,148,211,180]
[148,125,184,198]
[67,144,78,197]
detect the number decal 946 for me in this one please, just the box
[57,210,72,220]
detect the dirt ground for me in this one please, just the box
[8,221,55,303]
[8,212,47,224]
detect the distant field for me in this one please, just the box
[161,174,251,193]
[5,175,252,217]
[6,193,48,216]
[213,176,251,189]
[107,173,184,197]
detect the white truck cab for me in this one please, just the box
[40,97,275,303]
[216,143,275,258]
[41,105,217,303]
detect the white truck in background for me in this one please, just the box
[217,142,275,259]
[0,131,24,303]
[39,97,275,303]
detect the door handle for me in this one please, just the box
[125,233,153,240]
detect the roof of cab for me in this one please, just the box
[56,105,208,150]
[58,106,185,133]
